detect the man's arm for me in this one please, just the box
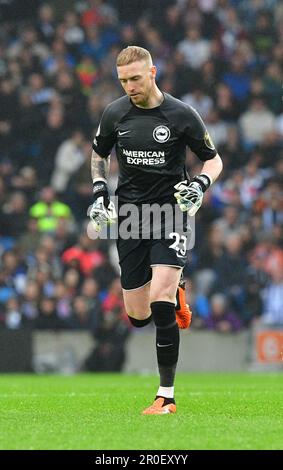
[199,153,223,184]
[89,150,117,231]
[91,150,110,183]
[174,153,223,216]
[89,101,118,231]
[175,105,224,215]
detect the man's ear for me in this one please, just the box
[151,65,157,79]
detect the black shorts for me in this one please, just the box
[117,237,188,290]
[116,201,191,290]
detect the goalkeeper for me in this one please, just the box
[90,46,223,415]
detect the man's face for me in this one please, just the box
[117,60,156,106]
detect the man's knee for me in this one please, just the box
[150,283,178,304]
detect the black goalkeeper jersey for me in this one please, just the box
[92,92,217,204]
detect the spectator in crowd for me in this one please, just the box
[61,233,105,276]
[177,26,211,69]
[18,218,42,255]
[239,96,277,149]
[0,191,29,238]
[29,186,73,233]
[53,280,72,321]
[261,267,283,325]
[4,297,23,329]
[181,86,213,119]
[35,297,66,330]
[204,293,243,333]
[84,279,131,372]
[38,107,69,185]
[21,280,41,323]
[213,233,247,315]
[68,295,97,330]
[51,129,86,193]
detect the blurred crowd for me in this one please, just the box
[0,0,283,346]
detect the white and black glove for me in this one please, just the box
[174,174,212,216]
[89,180,117,232]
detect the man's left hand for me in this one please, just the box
[174,174,211,216]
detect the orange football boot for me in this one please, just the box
[175,280,192,329]
[142,397,176,415]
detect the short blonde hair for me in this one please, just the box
[116,46,152,67]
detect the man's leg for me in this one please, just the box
[122,282,152,326]
[117,236,152,326]
[143,265,182,415]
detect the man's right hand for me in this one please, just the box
[89,180,117,232]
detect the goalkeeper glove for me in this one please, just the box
[89,180,117,232]
[174,174,212,216]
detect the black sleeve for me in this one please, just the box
[92,104,117,158]
[183,106,217,162]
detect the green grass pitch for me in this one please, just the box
[0,373,282,450]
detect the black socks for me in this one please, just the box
[151,301,180,387]
[127,315,152,327]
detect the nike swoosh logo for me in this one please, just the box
[157,343,173,347]
[118,130,131,136]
